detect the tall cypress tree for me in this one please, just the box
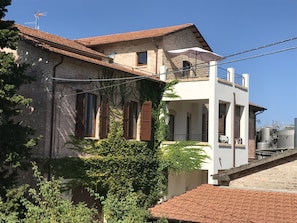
[0,0,37,195]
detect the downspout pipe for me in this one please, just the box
[48,56,64,179]
[152,38,159,75]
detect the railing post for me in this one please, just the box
[227,68,235,85]
[242,73,249,88]
[209,61,217,84]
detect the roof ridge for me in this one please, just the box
[77,23,194,41]
[74,23,213,49]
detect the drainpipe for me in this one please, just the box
[48,56,64,179]
[233,92,236,167]
[152,38,159,75]
[155,47,159,75]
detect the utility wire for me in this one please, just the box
[219,45,297,65]
[56,37,297,94]
[60,75,148,98]
[223,36,297,59]
[53,75,145,82]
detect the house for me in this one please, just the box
[149,184,297,223]
[212,148,297,191]
[77,24,252,197]
[14,24,164,161]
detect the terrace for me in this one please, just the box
[160,62,248,90]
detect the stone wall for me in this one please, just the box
[16,40,141,158]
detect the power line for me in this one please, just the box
[223,36,297,59]
[219,45,297,66]
[60,76,148,98]
[52,75,144,82]
[55,37,297,93]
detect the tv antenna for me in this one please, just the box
[25,11,47,30]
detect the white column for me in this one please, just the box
[209,61,218,83]
[208,61,218,183]
[160,65,166,81]
[208,61,218,145]
[243,73,249,88]
[227,67,235,85]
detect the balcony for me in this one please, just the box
[160,62,248,90]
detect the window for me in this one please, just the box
[166,114,175,141]
[137,51,147,66]
[123,101,138,139]
[219,103,227,136]
[186,113,191,140]
[202,105,208,142]
[182,61,191,78]
[234,105,242,139]
[75,92,97,138]
[99,95,109,139]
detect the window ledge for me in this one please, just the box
[219,143,246,149]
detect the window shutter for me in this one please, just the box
[140,101,152,141]
[75,93,85,138]
[123,102,130,139]
[100,96,109,139]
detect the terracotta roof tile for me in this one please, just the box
[16,24,162,82]
[16,24,108,60]
[150,184,297,223]
[76,23,211,50]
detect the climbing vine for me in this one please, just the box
[45,77,209,222]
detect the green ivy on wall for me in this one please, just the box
[43,78,209,222]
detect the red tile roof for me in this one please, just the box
[150,184,297,223]
[16,24,162,82]
[76,24,211,51]
[16,24,109,60]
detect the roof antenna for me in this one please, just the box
[25,11,47,30]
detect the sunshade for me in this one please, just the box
[168,47,223,62]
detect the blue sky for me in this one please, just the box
[5,0,297,127]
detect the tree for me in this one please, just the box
[0,0,37,195]
[0,163,98,223]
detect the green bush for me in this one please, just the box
[0,163,98,223]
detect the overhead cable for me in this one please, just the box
[52,75,144,82]
[223,36,297,59]
[219,45,297,65]
[60,76,148,98]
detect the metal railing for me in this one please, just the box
[235,73,244,86]
[217,67,228,81]
[163,64,246,88]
